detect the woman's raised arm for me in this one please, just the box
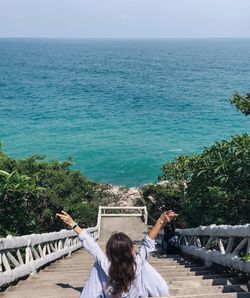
[56,211,107,266]
[136,210,178,264]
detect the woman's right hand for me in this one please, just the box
[56,211,75,226]
[56,211,83,235]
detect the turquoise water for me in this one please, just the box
[0,38,250,186]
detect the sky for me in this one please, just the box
[0,0,250,38]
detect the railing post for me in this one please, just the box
[144,206,148,224]
[226,237,234,254]
[25,245,30,265]
[0,253,3,273]
[6,252,20,267]
[38,244,43,257]
[205,237,214,250]
[218,238,225,254]
[233,238,248,255]
[2,253,11,272]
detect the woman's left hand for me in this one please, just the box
[160,210,178,223]
[56,211,75,226]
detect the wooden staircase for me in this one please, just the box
[1,246,249,298]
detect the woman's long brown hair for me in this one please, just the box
[106,232,136,297]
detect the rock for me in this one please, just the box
[98,184,144,207]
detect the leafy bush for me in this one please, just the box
[157,134,250,227]
[188,134,250,225]
[0,150,100,236]
[142,183,187,227]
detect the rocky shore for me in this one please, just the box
[97,181,170,207]
[98,184,144,206]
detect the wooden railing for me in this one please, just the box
[0,227,98,288]
[178,224,250,273]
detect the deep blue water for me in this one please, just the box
[0,38,250,186]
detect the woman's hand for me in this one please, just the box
[56,211,83,235]
[160,210,178,223]
[149,210,178,240]
[56,211,75,226]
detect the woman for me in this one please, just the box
[56,209,178,298]
[163,222,177,254]
[166,222,181,255]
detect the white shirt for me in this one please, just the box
[78,231,169,297]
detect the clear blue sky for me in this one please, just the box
[0,0,249,38]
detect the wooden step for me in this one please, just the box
[0,241,248,298]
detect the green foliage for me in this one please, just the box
[160,154,199,183]
[142,155,200,228]
[187,134,250,226]
[230,92,250,116]
[0,150,100,237]
[157,134,250,227]
[142,183,187,227]
[0,169,45,236]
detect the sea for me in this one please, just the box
[0,38,250,186]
